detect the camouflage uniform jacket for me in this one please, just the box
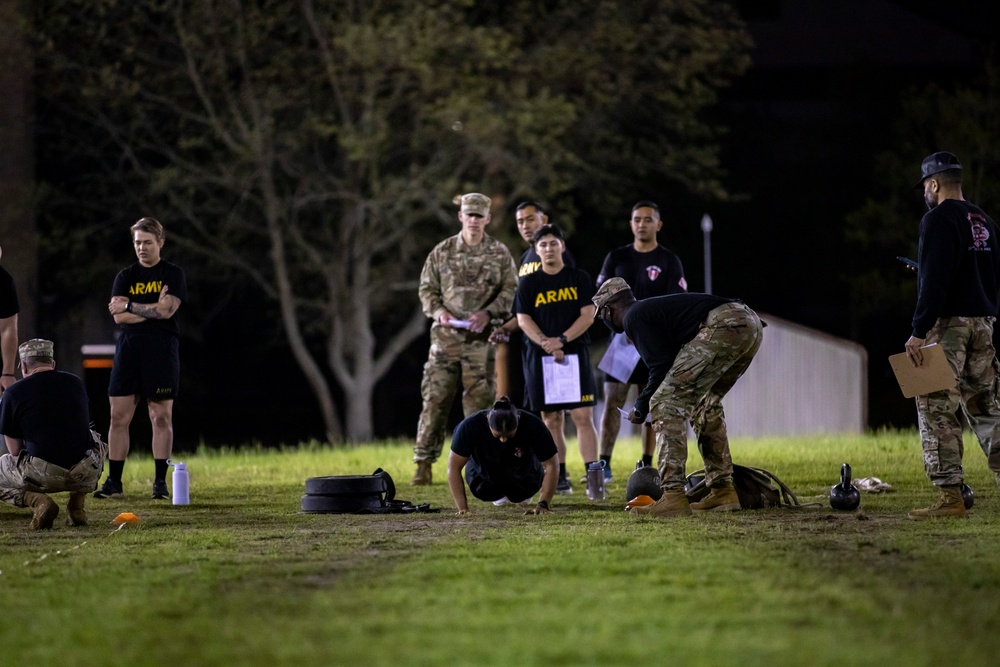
[419,233,517,329]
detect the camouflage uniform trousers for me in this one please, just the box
[649,303,763,492]
[0,430,108,506]
[917,316,1000,487]
[414,328,495,463]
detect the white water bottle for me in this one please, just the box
[586,461,606,502]
[170,460,190,506]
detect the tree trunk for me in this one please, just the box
[344,374,375,442]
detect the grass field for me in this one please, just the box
[2,431,999,667]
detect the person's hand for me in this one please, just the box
[524,503,551,515]
[109,296,129,315]
[540,336,563,355]
[158,284,171,307]
[455,508,469,516]
[905,335,926,367]
[468,310,489,333]
[438,311,455,327]
[488,328,510,345]
[0,374,15,392]
[628,408,645,424]
[553,349,565,363]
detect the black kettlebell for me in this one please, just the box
[625,461,663,502]
[829,463,861,511]
[961,483,974,510]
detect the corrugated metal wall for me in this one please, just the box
[721,313,868,436]
[593,313,868,438]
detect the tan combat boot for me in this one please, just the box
[690,482,741,512]
[630,490,691,517]
[24,491,59,530]
[66,491,88,526]
[410,461,432,486]
[907,485,967,521]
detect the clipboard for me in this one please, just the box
[888,343,957,398]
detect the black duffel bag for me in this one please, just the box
[684,464,800,509]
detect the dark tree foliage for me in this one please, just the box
[32,0,750,441]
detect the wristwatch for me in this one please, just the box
[125,301,133,313]
[558,334,568,345]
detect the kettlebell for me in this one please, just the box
[829,463,861,511]
[961,483,974,510]
[625,460,663,502]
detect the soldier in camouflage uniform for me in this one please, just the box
[905,152,1000,520]
[592,278,762,517]
[412,193,518,485]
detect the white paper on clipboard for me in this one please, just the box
[597,333,641,383]
[543,354,581,405]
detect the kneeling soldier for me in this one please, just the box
[0,339,108,529]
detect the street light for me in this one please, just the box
[701,213,713,294]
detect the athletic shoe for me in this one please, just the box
[556,476,573,495]
[93,478,124,499]
[152,479,170,500]
[492,497,510,506]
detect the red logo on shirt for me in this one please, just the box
[970,213,990,249]
[646,265,662,281]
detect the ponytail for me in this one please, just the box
[487,396,519,434]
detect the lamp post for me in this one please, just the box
[701,213,713,294]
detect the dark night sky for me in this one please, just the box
[650,0,1000,431]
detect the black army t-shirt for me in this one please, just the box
[112,260,188,336]
[0,266,19,319]
[596,244,687,299]
[514,266,595,346]
[451,409,557,486]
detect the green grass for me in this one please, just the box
[2,432,999,666]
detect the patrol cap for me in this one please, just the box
[460,192,491,217]
[914,151,962,189]
[19,338,54,360]
[592,277,633,310]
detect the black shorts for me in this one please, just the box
[523,344,596,413]
[465,459,543,503]
[108,333,180,401]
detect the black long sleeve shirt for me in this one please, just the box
[912,199,1000,338]
[623,293,736,417]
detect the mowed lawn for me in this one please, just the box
[2,432,999,667]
